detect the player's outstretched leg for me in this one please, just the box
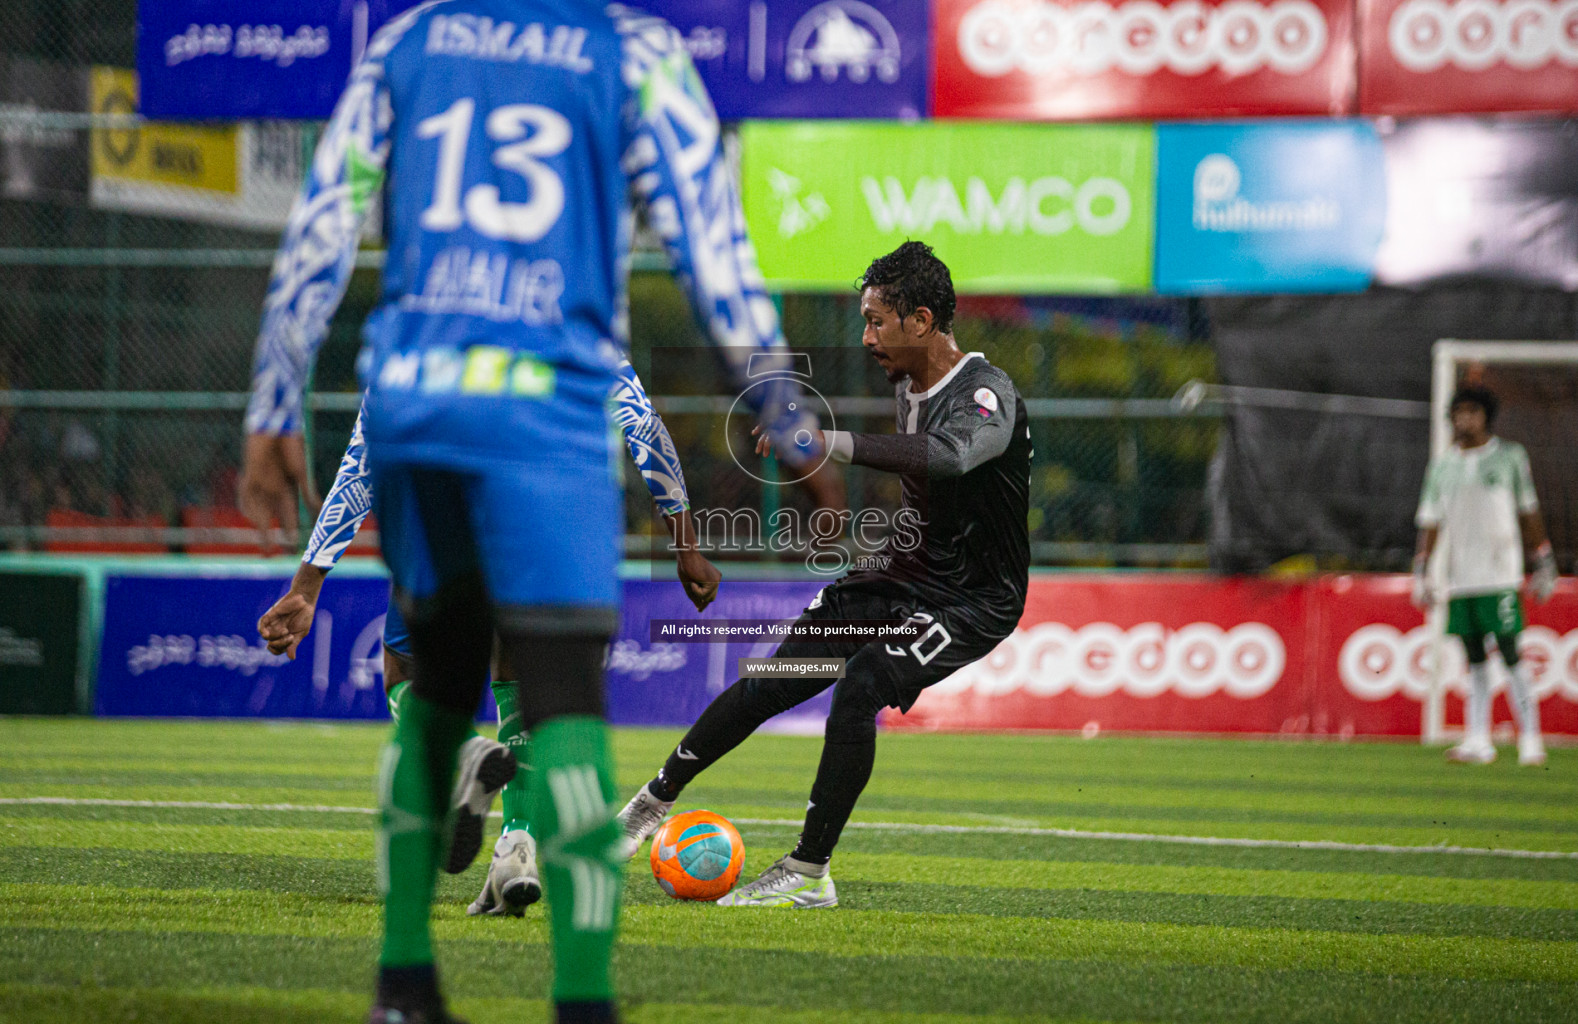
[617,665,835,859]
[715,664,888,910]
[469,678,541,916]
[503,634,623,1024]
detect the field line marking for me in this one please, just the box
[4,797,1576,861]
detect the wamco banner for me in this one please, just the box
[646,0,928,119]
[1359,0,1578,114]
[1155,121,1386,293]
[933,0,1357,120]
[740,120,1155,293]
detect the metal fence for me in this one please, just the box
[0,0,1220,566]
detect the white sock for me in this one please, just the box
[1507,659,1543,742]
[1467,662,1493,746]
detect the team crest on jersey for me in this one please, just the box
[974,387,998,417]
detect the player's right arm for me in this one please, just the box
[239,9,415,548]
[616,11,819,468]
[1412,458,1444,608]
[259,406,375,657]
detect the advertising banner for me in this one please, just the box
[1373,119,1578,290]
[0,573,83,715]
[932,0,1357,121]
[740,120,1155,292]
[647,0,928,120]
[0,57,89,205]
[888,576,1313,733]
[90,66,306,231]
[1154,121,1386,294]
[885,574,1578,735]
[1359,0,1578,115]
[1314,575,1578,737]
[608,580,829,730]
[136,0,411,120]
[95,574,413,719]
[93,573,828,728]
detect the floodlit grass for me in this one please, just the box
[2,719,1576,1022]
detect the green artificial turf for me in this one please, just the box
[1,719,1575,1023]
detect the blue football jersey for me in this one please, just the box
[248,1,817,471]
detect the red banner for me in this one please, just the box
[1359,0,1578,114]
[931,0,1357,120]
[885,574,1578,736]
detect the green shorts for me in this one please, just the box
[1447,590,1524,644]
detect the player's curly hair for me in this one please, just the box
[1450,383,1498,425]
[858,241,956,335]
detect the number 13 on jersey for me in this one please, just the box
[417,98,571,243]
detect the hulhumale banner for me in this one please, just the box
[646,0,928,120]
[932,0,1357,121]
[137,1,411,119]
[1154,121,1386,294]
[740,120,1156,293]
[1359,0,1578,115]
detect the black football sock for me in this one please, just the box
[375,964,443,1011]
[791,731,877,866]
[555,998,618,1024]
[657,678,786,792]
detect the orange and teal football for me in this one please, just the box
[649,809,744,901]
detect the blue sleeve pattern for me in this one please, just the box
[245,9,422,435]
[611,359,688,517]
[302,406,374,569]
[613,6,819,467]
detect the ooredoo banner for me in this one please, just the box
[1359,0,1578,115]
[932,0,1357,120]
[1154,121,1386,294]
[646,0,928,120]
[739,120,1156,293]
[886,575,1578,735]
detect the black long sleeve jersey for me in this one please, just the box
[845,352,1031,636]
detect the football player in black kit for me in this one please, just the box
[617,241,1031,907]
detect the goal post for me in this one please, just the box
[1422,340,1578,744]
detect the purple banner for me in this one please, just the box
[93,572,829,730]
[607,579,829,732]
[648,0,928,120]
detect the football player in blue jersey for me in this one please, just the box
[237,4,818,1022]
[256,358,719,915]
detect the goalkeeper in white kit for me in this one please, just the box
[1413,384,1559,766]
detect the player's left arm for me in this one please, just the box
[238,20,401,550]
[1513,446,1557,602]
[612,360,720,611]
[814,380,1017,479]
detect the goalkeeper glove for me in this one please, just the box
[1531,542,1558,604]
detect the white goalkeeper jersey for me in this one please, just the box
[1415,437,1539,597]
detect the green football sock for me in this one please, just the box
[385,680,411,725]
[375,691,472,968]
[529,715,623,1003]
[491,679,532,837]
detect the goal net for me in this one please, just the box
[1421,340,1578,744]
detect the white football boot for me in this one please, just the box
[444,736,519,874]
[467,830,541,917]
[615,785,673,861]
[716,855,838,909]
[1446,739,1496,765]
[1518,733,1548,767]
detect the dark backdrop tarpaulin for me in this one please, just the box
[1206,287,1578,573]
